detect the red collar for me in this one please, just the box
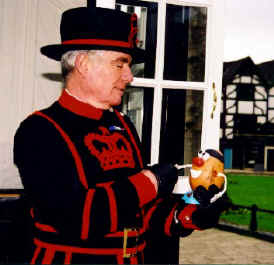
[58,90,104,120]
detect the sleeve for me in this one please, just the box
[143,196,204,238]
[144,193,226,238]
[14,115,157,240]
[115,113,196,237]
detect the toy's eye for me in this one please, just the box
[198,150,210,160]
[202,152,210,160]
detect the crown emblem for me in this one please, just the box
[84,127,135,171]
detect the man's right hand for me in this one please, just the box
[146,163,179,196]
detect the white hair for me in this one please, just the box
[61,50,104,79]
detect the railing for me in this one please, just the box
[232,203,274,232]
[217,203,274,243]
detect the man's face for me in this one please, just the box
[84,50,134,109]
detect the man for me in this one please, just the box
[14,6,228,264]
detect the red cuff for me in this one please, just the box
[178,204,201,230]
[129,173,157,206]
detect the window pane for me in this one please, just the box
[237,83,255,100]
[164,5,207,82]
[159,89,203,166]
[116,0,158,78]
[234,114,257,134]
[120,86,154,164]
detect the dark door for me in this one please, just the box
[267,149,274,171]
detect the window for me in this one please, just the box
[159,89,203,164]
[120,86,154,164]
[237,83,255,101]
[110,0,224,165]
[116,0,158,78]
[164,5,207,82]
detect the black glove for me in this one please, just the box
[148,163,178,196]
[193,184,220,207]
[192,185,231,229]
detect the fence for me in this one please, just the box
[217,203,274,243]
[232,203,274,232]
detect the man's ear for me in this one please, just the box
[74,52,89,77]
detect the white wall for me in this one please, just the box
[0,0,85,188]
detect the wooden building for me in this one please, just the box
[221,57,274,171]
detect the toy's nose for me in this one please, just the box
[192,157,204,167]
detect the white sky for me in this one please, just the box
[223,0,274,64]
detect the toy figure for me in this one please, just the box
[174,149,227,204]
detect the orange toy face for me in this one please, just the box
[190,150,225,191]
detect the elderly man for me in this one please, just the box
[14,6,228,264]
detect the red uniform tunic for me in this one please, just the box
[14,90,198,264]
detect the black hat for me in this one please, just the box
[40,7,145,64]
[205,149,224,163]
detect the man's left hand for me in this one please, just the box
[191,185,231,229]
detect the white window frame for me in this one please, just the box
[98,0,225,163]
[264,146,274,170]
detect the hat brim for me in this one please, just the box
[40,44,145,64]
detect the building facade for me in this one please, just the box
[221,57,274,171]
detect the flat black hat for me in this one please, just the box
[40,7,145,64]
[205,149,224,163]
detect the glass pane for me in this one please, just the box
[119,86,154,164]
[122,88,144,138]
[116,0,158,78]
[159,89,203,167]
[164,5,207,82]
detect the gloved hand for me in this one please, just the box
[193,184,220,207]
[191,184,231,229]
[148,163,178,196]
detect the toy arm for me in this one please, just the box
[210,172,227,203]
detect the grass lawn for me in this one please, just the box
[220,173,274,233]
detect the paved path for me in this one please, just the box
[179,228,274,264]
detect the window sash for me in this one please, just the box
[98,0,224,163]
